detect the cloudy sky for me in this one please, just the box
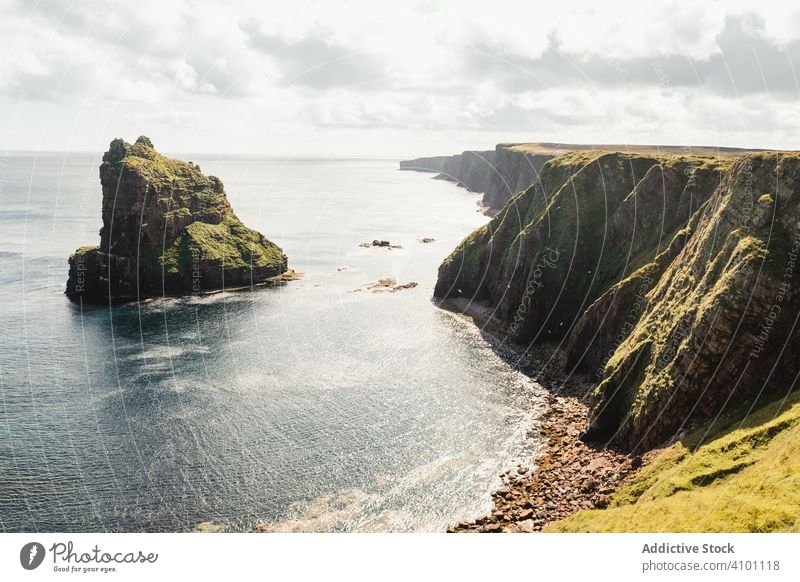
[2,0,800,156]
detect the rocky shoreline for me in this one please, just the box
[439,298,640,533]
[449,390,638,532]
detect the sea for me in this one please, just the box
[0,151,544,532]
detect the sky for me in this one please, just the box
[2,0,800,157]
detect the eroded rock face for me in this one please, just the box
[434,152,728,344]
[399,145,550,213]
[586,153,800,450]
[565,160,726,375]
[398,155,451,173]
[66,136,288,302]
[433,150,800,451]
[482,146,554,213]
[439,150,496,193]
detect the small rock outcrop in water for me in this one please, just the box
[352,278,418,293]
[66,137,288,302]
[359,239,402,249]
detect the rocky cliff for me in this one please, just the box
[482,145,554,212]
[434,148,800,452]
[66,136,288,302]
[401,143,762,215]
[401,144,553,213]
[400,150,496,194]
[585,152,800,450]
[399,155,452,173]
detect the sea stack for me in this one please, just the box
[66,136,288,302]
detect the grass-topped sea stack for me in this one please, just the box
[66,136,289,302]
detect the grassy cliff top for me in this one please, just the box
[546,388,800,532]
[103,135,224,194]
[502,142,779,158]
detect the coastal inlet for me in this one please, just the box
[0,152,547,532]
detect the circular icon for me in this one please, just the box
[20,542,46,570]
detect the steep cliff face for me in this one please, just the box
[400,150,495,193]
[564,160,728,375]
[400,145,548,213]
[435,153,728,342]
[482,145,554,213]
[399,155,452,173]
[585,152,800,450]
[439,150,496,193]
[66,136,288,302]
[433,150,800,451]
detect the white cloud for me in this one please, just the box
[1,0,800,155]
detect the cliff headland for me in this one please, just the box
[418,143,800,532]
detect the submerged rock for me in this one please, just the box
[359,239,402,249]
[66,136,288,302]
[192,521,228,533]
[352,278,418,293]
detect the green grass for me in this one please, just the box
[110,137,211,192]
[546,389,800,532]
[159,214,285,273]
[70,245,99,258]
[597,218,790,436]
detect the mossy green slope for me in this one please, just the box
[434,149,800,454]
[160,216,285,274]
[586,153,800,449]
[546,389,800,532]
[434,152,728,346]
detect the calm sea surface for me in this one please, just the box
[0,152,544,532]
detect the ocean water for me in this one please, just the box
[0,151,544,532]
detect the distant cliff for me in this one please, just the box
[401,150,496,195]
[66,136,288,302]
[482,146,553,212]
[401,143,765,215]
[434,148,800,452]
[401,144,554,213]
